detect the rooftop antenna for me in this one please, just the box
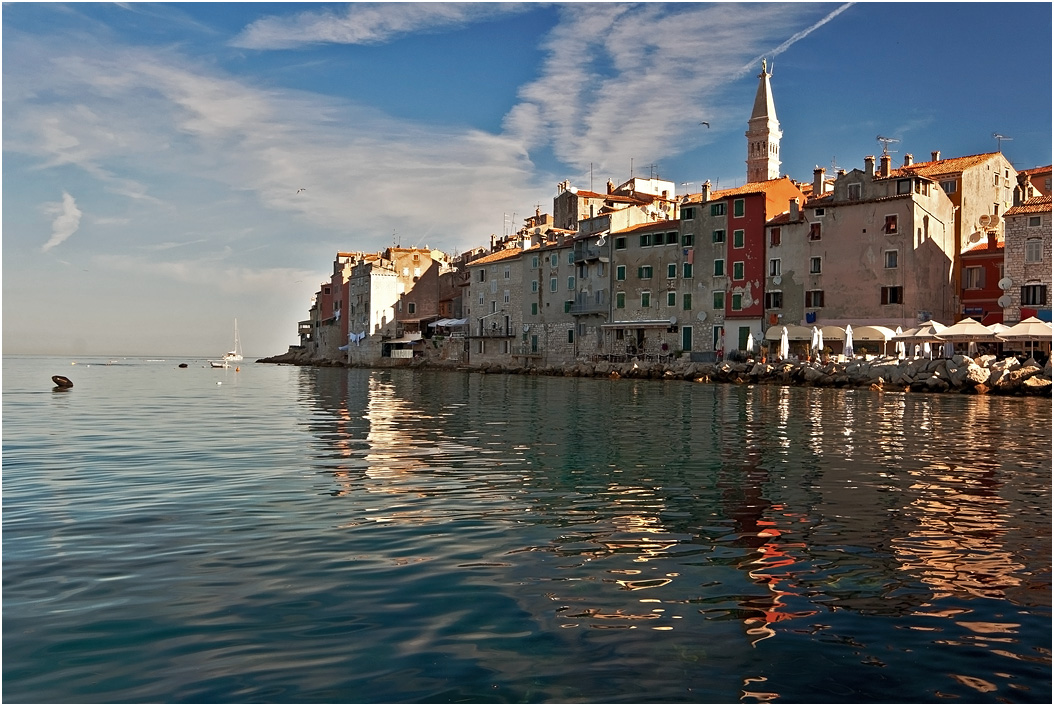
[647,163,659,179]
[830,156,842,173]
[993,132,1013,151]
[876,135,900,155]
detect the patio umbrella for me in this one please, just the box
[936,317,1000,343]
[779,326,789,360]
[844,324,854,358]
[923,341,932,359]
[895,326,906,359]
[997,316,1053,357]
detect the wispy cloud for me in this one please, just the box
[232,2,531,49]
[41,191,82,252]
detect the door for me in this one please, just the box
[681,325,692,352]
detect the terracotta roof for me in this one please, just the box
[681,176,800,203]
[962,235,1004,254]
[611,220,679,236]
[468,248,524,266]
[889,152,1002,178]
[1018,165,1052,177]
[1004,195,1052,216]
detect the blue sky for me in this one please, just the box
[3,2,1051,357]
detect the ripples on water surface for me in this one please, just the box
[3,356,1051,703]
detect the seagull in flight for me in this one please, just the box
[296,188,306,194]
[700,121,710,128]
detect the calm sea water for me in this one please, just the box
[3,355,1051,703]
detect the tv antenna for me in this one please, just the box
[993,132,1013,151]
[830,156,842,173]
[876,135,900,155]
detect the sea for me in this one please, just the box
[3,355,1051,704]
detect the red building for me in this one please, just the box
[959,233,1004,325]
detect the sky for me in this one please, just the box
[3,2,1051,358]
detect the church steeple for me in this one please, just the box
[745,59,782,183]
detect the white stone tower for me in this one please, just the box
[745,59,782,183]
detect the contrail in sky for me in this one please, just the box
[41,192,82,252]
[736,2,855,79]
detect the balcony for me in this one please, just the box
[569,292,608,315]
[573,242,603,263]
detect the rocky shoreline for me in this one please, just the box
[258,349,1052,397]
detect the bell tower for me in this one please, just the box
[745,59,782,183]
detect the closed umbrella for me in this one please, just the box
[779,326,789,360]
[894,326,906,359]
[844,324,854,358]
[746,332,755,355]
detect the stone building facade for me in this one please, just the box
[1002,195,1052,323]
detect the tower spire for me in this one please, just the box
[745,59,782,183]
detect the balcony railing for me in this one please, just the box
[573,242,602,262]
[569,293,608,315]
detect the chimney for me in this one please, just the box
[865,155,875,176]
[880,154,891,177]
[903,153,913,167]
[987,231,998,248]
[789,198,799,220]
[931,150,941,162]
[607,179,615,194]
[813,167,826,195]
[701,180,712,203]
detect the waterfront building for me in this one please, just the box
[523,236,579,364]
[959,232,1006,325]
[1001,193,1052,323]
[465,247,525,366]
[766,154,959,331]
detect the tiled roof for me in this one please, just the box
[889,152,1001,178]
[611,220,678,235]
[962,235,1003,254]
[468,248,524,266]
[1005,195,1052,216]
[1018,165,1052,177]
[681,176,800,203]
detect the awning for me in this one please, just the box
[763,325,813,341]
[388,336,424,345]
[429,318,468,327]
[601,319,676,329]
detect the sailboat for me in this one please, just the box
[210,320,243,368]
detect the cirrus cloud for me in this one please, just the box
[41,191,82,252]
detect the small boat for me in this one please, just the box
[209,359,229,369]
[52,375,74,388]
[221,319,244,364]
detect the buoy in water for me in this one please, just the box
[52,375,74,388]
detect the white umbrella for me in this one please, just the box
[779,326,789,360]
[998,316,1053,357]
[923,341,932,359]
[935,317,1000,343]
[894,326,906,359]
[844,324,854,358]
[746,332,755,355]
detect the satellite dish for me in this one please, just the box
[772,275,782,285]
[697,311,707,322]
[669,316,677,325]
[978,214,993,228]
[968,231,982,243]
[522,323,530,332]
[997,295,1012,308]
[998,277,1013,291]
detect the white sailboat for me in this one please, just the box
[210,320,243,368]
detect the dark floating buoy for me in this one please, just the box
[178,363,188,368]
[52,375,74,388]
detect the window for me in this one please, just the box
[616,292,626,309]
[639,233,652,247]
[564,300,572,313]
[809,222,821,240]
[1026,239,1043,262]
[712,229,725,243]
[805,290,825,308]
[407,302,416,314]
[814,208,825,217]
[733,199,745,217]
[504,266,511,279]
[638,265,653,279]
[847,183,861,200]
[531,302,538,315]
[550,277,558,292]
[770,227,781,246]
[733,261,744,280]
[683,292,692,310]
[532,255,539,268]
[504,290,510,303]
[884,250,898,269]
[884,215,899,234]
[713,291,725,309]
[733,230,745,248]
[531,279,539,293]
[550,254,559,267]
[479,293,485,305]
[641,291,651,307]
[567,276,575,290]
[1029,216,1042,227]
[682,206,695,220]
[881,286,904,305]
[897,179,911,195]
[682,262,693,279]
[567,328,574,343]
[1022,284,1048,306]
[963,266,984,289]
[478,269,487,282]
[711,202,726,216]
[567,251,574,265]
[667,291,677,307]
[810,257,822,274]
[714,259,725,276]
[765,291,783,309]
[769,259,781,277]
[731,293,742,310]
[666,231,679,245]
[940,180,957,194]
[615,237,627,250]
[616,265,626,281]
[682,231,695,246]
[668,263,677,279]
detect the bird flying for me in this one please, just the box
[700,121,710,128]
